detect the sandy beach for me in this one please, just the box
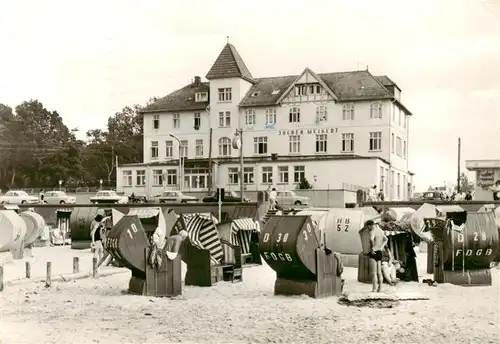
[1,247,499,344]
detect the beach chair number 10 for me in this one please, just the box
[126,223,138,239]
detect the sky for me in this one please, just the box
[0,0,499,191]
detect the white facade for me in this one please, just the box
[117,44,414,201]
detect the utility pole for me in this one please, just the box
[208,128,213,193]
[115,155,119,191]
[232,129,244,199]
[457,137,461,193]
[239,129,244,199]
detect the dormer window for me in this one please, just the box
[271,89,280,95]
[251,91,260,97]
[195,92,208,102]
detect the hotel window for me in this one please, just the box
[218,88,232,102]
[253,136,268,155]
[219,111,231,127]
[122,170,132,186]
[194,113,201,129]
[370,102,382,119]
[195,92,208,102]
[278,166,289,183]
[165,140,173,158]
[379,167,384,190]
[391,133,395,153]
[173,113,180,128]
[289,107,300,123]
[228,167,239,184]
[369,132,382,151]
[315,134,327,153]
[244,167,254,184]
[289,135,301,153]
[310,84,321,95]
[342,103,354,120]
[195,139,203,157]
[166,169,177,186]
[403,115,407,129]
[385,168,389,193]
[218,137,232,156]
[150,141,159,159]
[153,114,160,129]
[341,133,354,153]
[136,170,146,186]
[152,169,163,186]
[398,110,402,126]
[265,108,276,125]
[403,140,407,159]
[403,175,407,199]
[245,109,256,125]
[391,171,395,198]
[261,166,273,184]
[293,166,305,183]
[316,105,327,122]
[180,140,188,157]
[396,137,402,156]
[397,173,401,198]
[294,85,307,96]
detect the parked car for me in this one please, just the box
[0,190,39,205]
[202,190,250,203]
[274,190,310,207]
[43,191,76,204]
[158,191,198,203]
[420,191,445,201]
[89,190,128,204]
[231,191,251,203]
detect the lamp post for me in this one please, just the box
[99,179,103,190]
[232,129,244,200]
[170,133,183,191]
[58,180,62,191]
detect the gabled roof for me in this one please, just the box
[275,67,339,104]
[206,44,254,83]
[239,70,394,107]
[141,68,413,116]
[141,82,209,113]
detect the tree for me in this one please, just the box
[297,177,313,190]
[0,100,81,187]
[0,98,154,189]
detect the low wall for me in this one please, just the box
[16,189,357,208]
[162,189,357,208]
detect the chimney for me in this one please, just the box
[193,76,201,86]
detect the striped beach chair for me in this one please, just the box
[231,218,257,255]
[183,213,223,263]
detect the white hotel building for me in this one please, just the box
[116,43,414,201]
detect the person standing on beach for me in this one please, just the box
[269,188,277,210]
[491,180,500,201]
[90,214,105,262]
[366,220,388,292]
[38,189,45,204]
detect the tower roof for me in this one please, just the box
[205,43,254,83]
